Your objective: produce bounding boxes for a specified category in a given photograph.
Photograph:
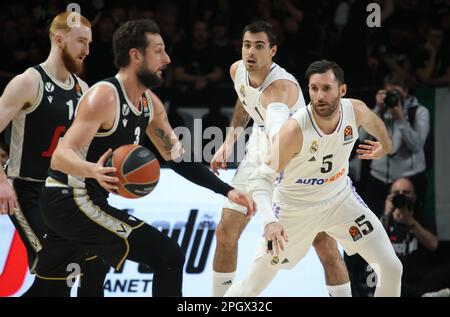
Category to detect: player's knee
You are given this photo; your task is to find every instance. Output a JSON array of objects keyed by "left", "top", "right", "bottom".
[
  {"left": 215, "top": 222, "right": 240, "bottom": 248},
  {"left": 319, "top": 253, "right": 345, "bottom": 270},
  {"left": 312, "top": 232, "right": 329, "bottom": 246},
  {"left": 314, "top": 241, "right": 342, "bottom": 268}
]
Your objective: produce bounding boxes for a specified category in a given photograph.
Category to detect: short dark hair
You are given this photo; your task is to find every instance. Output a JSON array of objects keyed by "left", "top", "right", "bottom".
[
  {"left": 305, "top": 60, "right": 345, "bottom": 85},
  {"left": 242, "top": 20, "right": 277, "bottom": 47},
  {"left": 384, "top": 74, "right": 407, "bottom": 89},
  {"left": 113, "top": 19, "right": 160, "bottom": 69}
]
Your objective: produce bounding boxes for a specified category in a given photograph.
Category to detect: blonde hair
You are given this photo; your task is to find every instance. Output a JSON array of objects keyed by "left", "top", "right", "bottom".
[{"left": 49, "top": 11, "right": 91, "bottom": 37}]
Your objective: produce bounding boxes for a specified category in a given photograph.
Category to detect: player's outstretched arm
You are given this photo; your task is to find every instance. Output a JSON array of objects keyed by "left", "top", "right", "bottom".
[
  {"left": 211, "top": 98, "right": 249, "bottom": 175},
  {"left": 146, "top": 90, "right": 256, "bottom": 217},
  {"left": 248, "top": 118, "right": 302, "bottom": 253},
  {"left": 211, "top": 61, "right": 250, "bottom": 175},
  {"left": 352, "top": 99, "right": 392, "bottom": 160}
]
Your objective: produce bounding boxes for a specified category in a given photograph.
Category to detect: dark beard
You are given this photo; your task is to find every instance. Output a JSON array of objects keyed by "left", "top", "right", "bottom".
[
  {"left": 136, "top": 67, "right": 163, "bottom": 89},
  {"left": 61, "top": 45, "right": 82, "bottom": 74},
  {"left": 313, "top": 100, "right": 340, "bottom": 118}
]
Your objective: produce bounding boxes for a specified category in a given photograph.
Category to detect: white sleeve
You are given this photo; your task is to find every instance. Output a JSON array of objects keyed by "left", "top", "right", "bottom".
[
  {"left": 265, "top": 102, "right": 290, "bottom": 139},
  {"left": 248, "top": 163, "right": 279, "bottom": 226}
]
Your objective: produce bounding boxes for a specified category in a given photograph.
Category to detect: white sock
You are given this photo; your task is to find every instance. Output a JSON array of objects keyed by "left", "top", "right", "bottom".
[
  {"left": 212, "top": 271, "right": 236, "bottom": 297},
  {"left": 327, "top": 282, "right": 352, "bottom": 297}
]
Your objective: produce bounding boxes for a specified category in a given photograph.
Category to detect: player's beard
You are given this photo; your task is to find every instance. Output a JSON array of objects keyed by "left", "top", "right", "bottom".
[
  {"left": 61, "top": 45, "right": 83, "bottom": 74},
  {"left": 137, "top": 63, "right": 164, "bottom": 89},
  {"left": 312, "top": 97, "right": 340, "bottom": 118}
]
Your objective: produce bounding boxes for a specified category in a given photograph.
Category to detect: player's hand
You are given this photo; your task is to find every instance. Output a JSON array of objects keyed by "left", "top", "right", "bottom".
[
  {"left": 0, "top": 177, "right": 19, "bottom": 215},
  {"left": 227, "top": 189, "right": 256, "bottom": 219},
  {"left": 210, "top": 145, "right": 228, "bottom": 175},
  {"left": 92, "top": 149, "right": 119, "bottom": 193},
  {"left": 264, "top": 222, "right": 288, "bottom": 256},
  {"left": 357, "top": 140, "right": 387, "bottom": 160}
]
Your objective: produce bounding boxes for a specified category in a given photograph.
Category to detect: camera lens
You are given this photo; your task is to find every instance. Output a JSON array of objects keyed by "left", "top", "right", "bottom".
[
  {"left": 385, "top": 90, "right": 400, "bottom": 108},
  {"left": 392, "top": 193, "right": 413, "bottom": 209}
]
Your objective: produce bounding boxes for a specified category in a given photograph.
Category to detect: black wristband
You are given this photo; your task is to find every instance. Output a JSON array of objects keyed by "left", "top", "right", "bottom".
[{"left": 167, "top": 160, "right": 234, "bottom": 197}]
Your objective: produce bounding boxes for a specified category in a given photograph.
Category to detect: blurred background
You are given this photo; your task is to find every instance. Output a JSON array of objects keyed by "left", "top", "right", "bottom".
[{"left": 0, "top": 0, "right": 449, "bottom": 297}]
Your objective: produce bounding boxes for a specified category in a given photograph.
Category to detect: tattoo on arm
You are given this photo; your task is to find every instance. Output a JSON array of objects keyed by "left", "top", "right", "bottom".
[
  {"left": 230, "top": 101, "right": 250, "bottom": 129},
  {"left": 154, "top": 129, "right": 174, "bottom": 153}
]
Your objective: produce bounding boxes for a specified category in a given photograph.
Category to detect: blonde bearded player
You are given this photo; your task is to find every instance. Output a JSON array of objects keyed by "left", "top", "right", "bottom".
[
  {"left": 225, "top": 60, "right": 403, "bottom": 297},
  {"left": 0, "top": 12, "right": 110, "bottom": 296},
  {"left": 211, "top": 21, "right": 352, "bottom": 297}
]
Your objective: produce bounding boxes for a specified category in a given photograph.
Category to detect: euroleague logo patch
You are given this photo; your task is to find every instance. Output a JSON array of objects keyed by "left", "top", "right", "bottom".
[
  {"left": 75, "top": 83, "right": 82, "bottom": 96},
  {"left": 344, "top": 126, "right": 353, "bottom": 142},
  {"left": 349, "top": 226, "right": 363, "bottom": 242},
  {"left": 142, "top": 96, "right": 148, "bottom": 107}
]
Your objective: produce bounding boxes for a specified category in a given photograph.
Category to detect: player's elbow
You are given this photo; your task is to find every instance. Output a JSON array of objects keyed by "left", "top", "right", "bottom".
[
  {"left": 50, "top": 146, "right": 66, "bottom": 172},
  {"left": 384, "top": 139, "right": 393, "bottom": 154}
]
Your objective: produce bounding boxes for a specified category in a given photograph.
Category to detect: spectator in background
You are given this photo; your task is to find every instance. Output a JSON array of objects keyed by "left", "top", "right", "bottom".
[
  {"left": 361, "top": 76, "right": 430, "bottom": 218},
  {"left": 85, "top": 14, "right": 117, "bottom": 84},
  {"left": 0, "top": 17, "right": 23, "bottom": 84},
  {"left": 212, "top": 21, "right": 237, "bottom": 74},
  {"left": 109, "top": 4, "right": 128, "bottom": 25},
  {"left": 413, "top": 26, "right": 450, "bottom": 87},
  {"left": 345, "top": 77, "right": 430, "bottom": 297},
  {"left": 211, "top": 21, "right": 239, "bottom": 107},
  {"left": 173, "top": 20, "right": 223, "bottom": 107},
  {"left": 380, "top": 178, "right": 450, "bottom": 297},
  {"left": 376, "top": 22, "right": 418, "bottom": 88}
]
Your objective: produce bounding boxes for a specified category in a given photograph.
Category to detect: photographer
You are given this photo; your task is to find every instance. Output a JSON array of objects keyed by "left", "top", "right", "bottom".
[
  {"left": 361, "top": 77, "right": 430, "bottom": 217},
  {"left": 381, "top": 178, "right": 445, "bottom": 296}
]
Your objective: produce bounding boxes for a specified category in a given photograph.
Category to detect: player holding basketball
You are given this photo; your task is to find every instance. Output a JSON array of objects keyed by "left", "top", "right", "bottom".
[
  {"left": 211, "top": 21, "right": 352, "bottom": 297},
  {"left": 224, "top": 60, "right": 402, "bottom": 297},
  {"left": 0, "top": 11, "right": 108, "bottom": 296},
  {"left": 24, "top": 19, "right": 255, "bottom": 297}
]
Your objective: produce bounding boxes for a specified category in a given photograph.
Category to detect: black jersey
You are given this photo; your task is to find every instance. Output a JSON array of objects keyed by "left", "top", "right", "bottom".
[
  {"left": 50, "top": 75, "right": 153, "bottom": 198},
  {"left": 7, "top": 65, "right": 83, "bottom": 181}
]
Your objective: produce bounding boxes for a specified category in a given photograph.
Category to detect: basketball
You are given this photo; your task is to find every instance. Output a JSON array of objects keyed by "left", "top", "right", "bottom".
[{"left": 106, "top": 144, "right": 160, "bottom": 199}]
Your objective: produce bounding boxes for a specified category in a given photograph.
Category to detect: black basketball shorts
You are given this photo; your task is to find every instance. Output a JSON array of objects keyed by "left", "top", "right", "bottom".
[
  {"left": 34, "top": 177, "right": 145, "bottom": 279},
  {"left": 9, "top": 179, "right": 45, "bottom": 273}
]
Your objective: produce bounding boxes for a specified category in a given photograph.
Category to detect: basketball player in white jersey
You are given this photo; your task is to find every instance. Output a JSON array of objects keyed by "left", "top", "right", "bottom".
[
  {"left": 211, "top": 21, "right": 352, "bottom": 297},
  {"left": 224, "top": 60, "right": 403, "bottom": 297}
]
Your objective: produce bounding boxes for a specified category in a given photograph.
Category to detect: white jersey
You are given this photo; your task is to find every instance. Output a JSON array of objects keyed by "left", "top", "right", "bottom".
[
  {"left": 233, "top": 61, "right": 305, "bottom": 125},
  {"left": 274, "top": 98, "right": 358, "bottom": 203}
]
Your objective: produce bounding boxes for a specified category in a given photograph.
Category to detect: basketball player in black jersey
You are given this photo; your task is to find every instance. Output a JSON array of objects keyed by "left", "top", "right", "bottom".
[
  {"left": 25, "top": 19, "right": 255, "bottom": 297},
  {"left": 0, "top": 12, "right": 108, "bottom": 296}
]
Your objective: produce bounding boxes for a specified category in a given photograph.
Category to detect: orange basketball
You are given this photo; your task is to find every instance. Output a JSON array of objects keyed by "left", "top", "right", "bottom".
[{"left": 106, "top": 144, "right": 160, "bottom": 199}]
